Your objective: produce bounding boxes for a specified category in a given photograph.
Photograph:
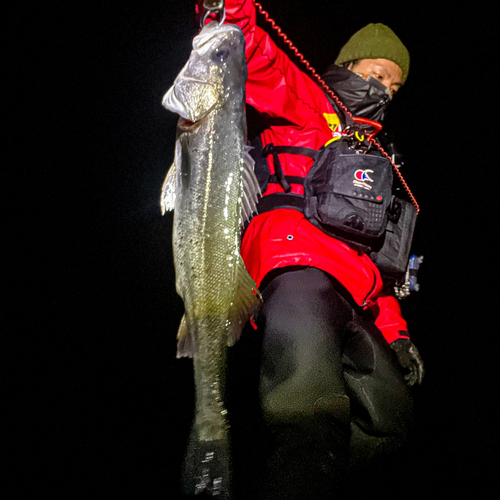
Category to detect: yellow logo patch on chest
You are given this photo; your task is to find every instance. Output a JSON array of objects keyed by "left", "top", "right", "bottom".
[
  {"left": 323, "top": 113, "right": 342, "bottom": 145},
  {"left": 323, "top": 113, "right": 340, "bottom": 134}
]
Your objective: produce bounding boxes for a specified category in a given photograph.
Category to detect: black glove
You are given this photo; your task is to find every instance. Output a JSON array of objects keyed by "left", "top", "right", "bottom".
[{"left": 390, "top": 338, "right": 425, "bottom": 386}]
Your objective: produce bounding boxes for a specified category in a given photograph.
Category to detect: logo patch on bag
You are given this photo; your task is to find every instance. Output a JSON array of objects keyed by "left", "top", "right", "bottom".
[{"left": 353, "top": 169, "right": 374, "bottom": 190}]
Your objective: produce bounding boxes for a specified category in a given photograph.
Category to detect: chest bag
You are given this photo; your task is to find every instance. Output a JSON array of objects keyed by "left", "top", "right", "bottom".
[{"left": 249, "top": 133, "right": 417, "bottom": 280}]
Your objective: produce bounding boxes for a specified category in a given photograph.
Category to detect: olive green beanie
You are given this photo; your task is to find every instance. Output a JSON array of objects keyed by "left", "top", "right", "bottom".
[{"left": 335, "top": 23, "right": 410, "bottom": 84}]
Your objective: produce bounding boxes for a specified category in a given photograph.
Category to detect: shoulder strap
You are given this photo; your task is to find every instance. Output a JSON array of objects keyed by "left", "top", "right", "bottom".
[{"left": 262, "top": 143, "right": 318, "bottom": 192}]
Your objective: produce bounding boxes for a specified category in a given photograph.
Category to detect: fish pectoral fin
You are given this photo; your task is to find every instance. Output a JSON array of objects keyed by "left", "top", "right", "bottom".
[
  {"left": 240, "top": 145, "right": 261, "bottom": 226},
  {"left": 226, "top": 259, "right": 262, "bottom": 346},
  {"left": 161, "top": 140, "right": 181, "bottom": 214},
  {"left": 176, "top": 314, "right": 196, "bottom": 358},
  {"left": 160, "top": 162, "right": 176, "bottom": 214}
]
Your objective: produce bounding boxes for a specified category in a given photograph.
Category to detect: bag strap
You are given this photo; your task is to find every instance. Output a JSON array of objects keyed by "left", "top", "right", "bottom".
[
  {"left": 268, "top": 174, "right": 304, "bottom": 185},
  {"left": 262, "top": 143, "right": 318, "bottom": 159},
  {"left": 262, "top": 143, "right": 317, "bottom": 192},
  {"left": 256, "top": 193, "right": 305, "bottom": 214}
]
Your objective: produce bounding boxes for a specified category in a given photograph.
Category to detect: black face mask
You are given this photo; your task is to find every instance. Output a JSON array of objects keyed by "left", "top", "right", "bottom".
[{"left": 322, "top": 64, "right": 391, "bottom": 123}]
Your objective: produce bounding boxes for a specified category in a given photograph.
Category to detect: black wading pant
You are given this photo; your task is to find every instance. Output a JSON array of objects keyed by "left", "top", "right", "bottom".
[{"left": 227, "top": 267, "right": 414, "bottom": 500}]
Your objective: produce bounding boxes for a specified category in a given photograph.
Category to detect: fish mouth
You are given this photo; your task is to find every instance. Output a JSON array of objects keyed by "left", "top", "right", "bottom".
[{"left": 163, "top": 76, "right": 220, "bottom": 122}]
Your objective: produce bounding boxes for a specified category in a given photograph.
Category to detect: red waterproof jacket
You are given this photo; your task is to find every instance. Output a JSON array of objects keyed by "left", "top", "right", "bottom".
[{"left": 201, "top": 0, "right": 409, "bottom": 343}]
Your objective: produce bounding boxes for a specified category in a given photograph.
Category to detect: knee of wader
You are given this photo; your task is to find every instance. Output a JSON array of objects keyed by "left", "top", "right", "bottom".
[{"left": 261, "top": 390, "right": 351, "bottom": 430}]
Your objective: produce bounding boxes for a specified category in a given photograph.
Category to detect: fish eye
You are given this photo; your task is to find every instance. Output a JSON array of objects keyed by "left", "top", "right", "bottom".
[{"left": 212, "top": 48, "right": 230, "bottom": 63}]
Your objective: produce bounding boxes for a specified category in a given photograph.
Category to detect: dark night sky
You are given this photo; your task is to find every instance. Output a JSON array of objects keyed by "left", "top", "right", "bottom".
[{"left": 7, "top": 1, "right": 497, "bottom": 498}]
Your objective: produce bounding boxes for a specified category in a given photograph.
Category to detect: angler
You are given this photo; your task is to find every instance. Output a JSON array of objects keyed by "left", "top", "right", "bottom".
[{"left": 173, "top": 1, "right": 426, "bottom": 498}]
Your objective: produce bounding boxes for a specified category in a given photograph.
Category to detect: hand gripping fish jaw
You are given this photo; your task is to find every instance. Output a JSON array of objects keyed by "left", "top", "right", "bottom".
[{"left": 201, "top": 0, "right": 226, "bottom": 27}]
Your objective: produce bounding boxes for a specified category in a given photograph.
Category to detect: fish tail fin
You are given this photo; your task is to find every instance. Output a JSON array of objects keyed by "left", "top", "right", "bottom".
[
  {"left": 226, "top": 259, "right": 262, "bottom": 346},
  {"left": 176, "top": 314, "right": 197, "bottom": 358},
  {"left": 240, "top": 145, "right": 261, "bottom": 226},
  {"left": 181, "top": 426, "right": 232, "bottom": 498}
]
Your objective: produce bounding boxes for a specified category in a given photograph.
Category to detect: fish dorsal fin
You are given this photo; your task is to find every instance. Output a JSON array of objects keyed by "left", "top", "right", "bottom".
[
  {"left": 161, "top": 139, "right": 181, "bottom": 214},
  {"left": 240, "top": 145, "right": 261, "bottom": 226},
  {"left": 225, "top": 257, "right": 262, "bottom": 347}
]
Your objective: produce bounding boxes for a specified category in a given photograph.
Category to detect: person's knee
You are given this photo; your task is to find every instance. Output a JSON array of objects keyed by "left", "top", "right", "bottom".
[{"left": 260, "top": 378, "right": 351, "bottom": 428}]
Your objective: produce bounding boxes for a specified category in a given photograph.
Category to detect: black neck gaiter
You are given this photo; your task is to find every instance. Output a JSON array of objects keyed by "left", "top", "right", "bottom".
[{"left": 322, "top": 64, "right": 391, "bottom": 123}]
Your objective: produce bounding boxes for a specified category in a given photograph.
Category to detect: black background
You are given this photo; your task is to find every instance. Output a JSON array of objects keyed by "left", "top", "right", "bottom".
[{"left": 7, "top": 1, "right": 497, "bottom": 498}]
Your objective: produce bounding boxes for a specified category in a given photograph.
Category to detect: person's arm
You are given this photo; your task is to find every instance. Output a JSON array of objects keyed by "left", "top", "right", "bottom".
[
  {"left": 370, "top": 293, "right": 425, "bottom": 386},
  {"left": 370, "top": 293, "right": 409, "bottom": 343},
  {"left": 197, "top": 0, "right": 333, "bottom": 125}
]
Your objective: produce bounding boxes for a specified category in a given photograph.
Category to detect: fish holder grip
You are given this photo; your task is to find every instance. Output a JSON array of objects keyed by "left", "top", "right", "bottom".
[{"left": 201, "top": 0, "right": 226, "bottom": 26}]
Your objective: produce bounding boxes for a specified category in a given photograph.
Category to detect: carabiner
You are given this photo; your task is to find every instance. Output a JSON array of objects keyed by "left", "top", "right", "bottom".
[{"left": 201, "top": 0, "right": 226, "bottom": 27}]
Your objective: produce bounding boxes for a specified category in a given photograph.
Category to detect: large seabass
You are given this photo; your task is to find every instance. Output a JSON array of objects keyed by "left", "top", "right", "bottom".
[{"left": 161, "top": 21, "right": 261, "bottom": 497}]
